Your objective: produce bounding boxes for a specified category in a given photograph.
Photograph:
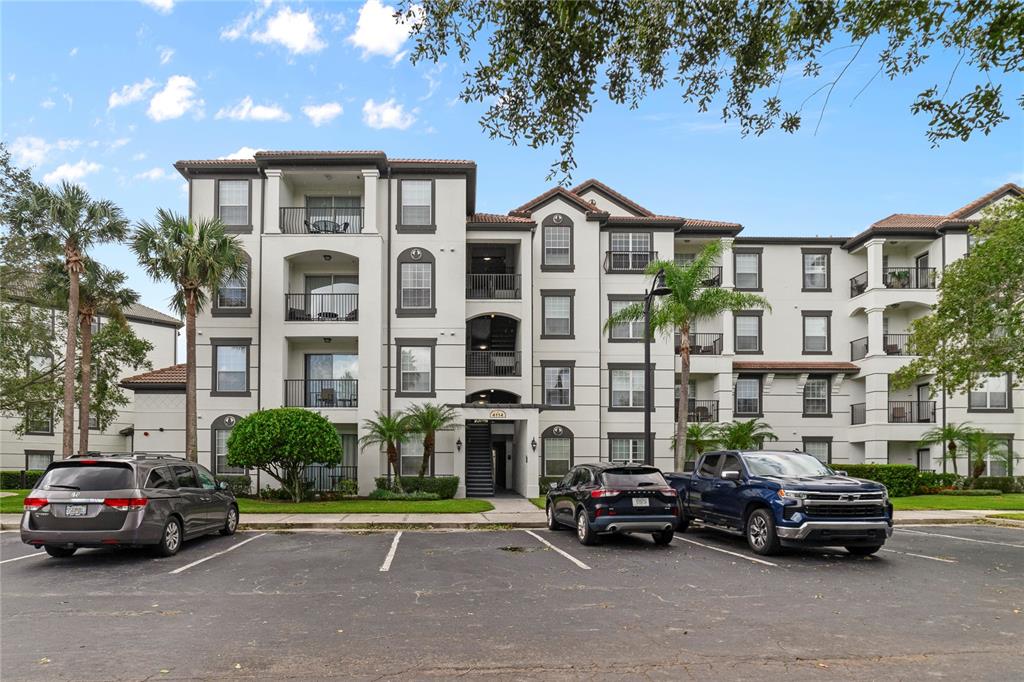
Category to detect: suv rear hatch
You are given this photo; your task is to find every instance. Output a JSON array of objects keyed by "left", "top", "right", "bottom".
[
  {"left": 596, "top": 468, "right": 678, "bottom": 516},
  {"left": 25, "top": 461, "right": 142, "bottom": 531}
]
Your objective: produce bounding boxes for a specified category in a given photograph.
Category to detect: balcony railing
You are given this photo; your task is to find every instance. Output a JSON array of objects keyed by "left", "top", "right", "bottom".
[
  {"left": 465, "top": 273, "right": 521, "bottom": 300},
  {"left": 851, "top": 403, "right": 866, "bottom": 425},
  {"left": 882, "top": 333, "right": 912, "bottom": 355},
  {"left": 604, "top": 250, "right": 655, "bottom": 273},
  {"left": 284, "top": 379, "right": 358, "bottom": 408},
  {"left": 700, "top": 266, "right": 723, "bottom": 287},
  {"left": 883, "top": 267, "right": 936, "bottom": 290},
  {"left": 280, "top": 207, "right": 364, "bottom": 235},
  {"left": 302, "top": 464, "right": 358, "bottom": 493},
  {"left": 687, "top": 399, "right": 719, "bottom": 422},
  {"left": 689, "top": 333, "right": 724, "bottom": 355},
  {"left": 285, "top": 293, "right": 358, "bottom": 321},
  {"left": 851, "top": 336, "right": 869, "bottom": 361},
  {"left": 850, "top": 271, "right": 868, "bottom": 298},
  {"left": 889, "top": 400, "right": 936, "bottom": 423},
  {"left": 466, "top": 350, "right": 521, "bottom": 377}
]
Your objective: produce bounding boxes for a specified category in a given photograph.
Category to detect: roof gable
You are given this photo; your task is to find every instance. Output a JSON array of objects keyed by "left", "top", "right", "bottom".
[
  {"left": 948, "top": 182, "right": 1023, "bottom": 219},
  {"left": 570, "top": 179, "right": 653, "bottom": 217}
]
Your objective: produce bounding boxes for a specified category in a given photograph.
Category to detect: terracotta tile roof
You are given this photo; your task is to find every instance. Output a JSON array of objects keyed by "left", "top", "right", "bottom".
[
  {"left": 869, "top": 213, "right": 947, "bottom": 229},
  {"left": 680, "top": 217, "right": 744, "bottom": 230},
  {"left": 174, "top": 158, "right": 257, "bottom": 167},
  {"left": 570, "top": 178, "right": 654, "bottom": 216},
  {"left": 467, "top": 213, "right": 535, "bottom": 224},
  {"left": 732, "top": 360, "right": 860, "bottom": 372},
  {"left": 509, "top": 186, "right": 601, "bottom": 217},
  {"left": 254, "top": 150, "right": 385, "bottom": 158},
  {"left": 121, "top": 364, "right": 186, "bottom": 387},
  {"left": 390, "top": 158, "right": 476, "bottom": 166},
  {"left": 947, "top": 182, "right": 1023, "bottom": 218}
]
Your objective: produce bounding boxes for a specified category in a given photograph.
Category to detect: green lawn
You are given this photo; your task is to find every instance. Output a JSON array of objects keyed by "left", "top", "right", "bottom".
[
  {"left": 892, "top": 494, "right": 1024, "bottom": 511},
  {"left": 988, "top": 513, "right": 1024, "bottom": 521},
  {"left": 0, "top": 490, "right": 29, "bottom": 514},
  {"left": 530, "top": 497, "right": 545, "bottom": 510}
]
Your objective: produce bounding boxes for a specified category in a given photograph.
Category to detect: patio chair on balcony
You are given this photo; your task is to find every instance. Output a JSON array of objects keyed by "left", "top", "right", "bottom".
[
  {"left": 690, "top": 405, "right": 710, "bottom": 422},
  {"left": 307, "top": 219, "right": 342, "bottom": 234},
  {"left": 343, "top": 308, "right": 358, "bottom": 321},
  {"left": 288, "top": 307, "right": 311, "bottom": 321},
  {"left": 890, "top": 406, "right": 907, "bottom": 422},
  {"left": 885, "top": 342, "right": 901, "bottom": 355},
  {"left": 317, "top": 387, "right": 336, "bottom": 407}
]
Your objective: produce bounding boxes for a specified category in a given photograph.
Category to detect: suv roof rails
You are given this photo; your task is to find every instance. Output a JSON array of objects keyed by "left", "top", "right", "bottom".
[{"left": 65, "top": 452, "right": 185, "bottom": 461}]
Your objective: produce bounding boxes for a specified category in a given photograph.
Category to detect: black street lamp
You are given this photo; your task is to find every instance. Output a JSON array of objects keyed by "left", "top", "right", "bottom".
[{"left": 643, "top": 268, "right": 671, "bottom": 464}]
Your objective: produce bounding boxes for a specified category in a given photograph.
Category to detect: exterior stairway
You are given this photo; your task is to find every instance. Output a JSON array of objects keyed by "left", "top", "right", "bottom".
[{"left": 464, "top": 422, "right": 494, "bottom": 497}]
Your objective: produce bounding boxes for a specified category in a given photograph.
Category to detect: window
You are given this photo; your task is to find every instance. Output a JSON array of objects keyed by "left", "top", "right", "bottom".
[
  {"left": 698, "top": 453, "right": 721, "bottom": 476},
  {"left": 803, "top": 376, "right": 831, "bottom": 416},
  {"left": 90, "top": 316, "right": 101, "bottom": 334},
  {"left": 735, "top": 250, "right": 761, "bottom": 290},
  {"left": 802, "top": 438, "right": 832, "bottom": 464},
  {"left": 542, "top": 425, "right": 573, "bottom": 477},
  {"left": 172, "top": 464, "right": 199, "bottom": 489},
  {"left": 88, "top": 413, "right": 99, "bottom": 430},
  {"left": 721, "top": 454, "right": 742, "bottom": 475},
  {"left": 541, "top": 291, "right": 573, "bottom": 338},
  {"left": 399, "top": 179, "right": 433, "bottom": 228},
  {"left": 396, "top": 248, "right": 435, "bottom": 316},
  {"left": 217, "top": 180, "right": 249, "bottom": 227},
  {"left": 735, "top": 313, "right": 762, "bottom": 353},
  {"left": 610, "top": 366, "right": 645, "bottom": 409},
  {"left": 307, "top": 195, "right": 362, "bottom": 232},
  {"left": 609, "top": 298, "right": 643, "bottom": 340},
  {"left": 802, "top": 312, "right": 830, "bottom": 353},
  {"left": 735, "top": 375, "right": 761, "bottom": 416},
  {"left": 542, "top": 362, "right": 574, "bottom": 408},
  {"left": 216, "top": 272, "right": 248, "bottom": 310},
  {"left": 28, "top": 355, "right": 50, "bottom": 376},
  {"left": 211, "top": 340, "right": 249, "bottom": 395},
  {"left": 212, "top": 414, "right": 245, "bottom": 475},
  {"left": 145, "top": 467, "right": 176, "bottom": 490},
  {"left": 196, "top": 465, "right": 217, "bottom": 490},
  {"left": 542, "top": 214, "right": 573, "bottom": 270},
  {"left": 609, "top": 435, "right": 645, "bottom": 462},
  {"left": 969, "top": 374, "right": 1010, "bottom": 411},
  {"left": 25, "top": 404, "right": 52, "bottom": 434},
  {"left": 400, "top": 440, "right": 425, "bottom": 476},
  {"left": 25, "top": 450, "right": 53, "bottom": 470},
  {"left": 608, "top": 232, "right": 652, "bottom": 271},
  {"left": 675, "top": 253, "right": 695, "bottom": 267},
  {"left": 397, "top": 341, "right": 435, "bottom": 396},
  {"left": 802, "top": 250, "right": 830, "bottom": 290}
]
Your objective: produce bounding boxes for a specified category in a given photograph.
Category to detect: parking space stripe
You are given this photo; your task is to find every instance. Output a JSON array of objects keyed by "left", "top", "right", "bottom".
[
  {"left": 0, "top": 551, "right": 44, "bottom": 565},
  {"left": 674, "top": 535, "right": 778, "bottom": 567},
  {"left": 379, "top": 531, "right": 402, "bottom": 572},
  {"left": 899, "top": 528, "right": 1024, "bottom": 549},
  {"left": 523, "top": 530, "right": 591, "bottom": 570},
  {"left": 168, "top": 533, "right": 266, "bottom": 575},
  {"left": 880, "top": 548, "right": 957, "bottom": 563}
]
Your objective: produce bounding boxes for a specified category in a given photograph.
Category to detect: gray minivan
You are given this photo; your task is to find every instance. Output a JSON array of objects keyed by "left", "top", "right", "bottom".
[{"left": 21, "top": 454, "right": 239, "bottom": 557}]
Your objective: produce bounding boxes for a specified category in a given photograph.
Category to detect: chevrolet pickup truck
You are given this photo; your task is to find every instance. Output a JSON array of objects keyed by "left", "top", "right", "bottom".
[{"left": 665, "top": 450, "right": 894, "bottom": 556}]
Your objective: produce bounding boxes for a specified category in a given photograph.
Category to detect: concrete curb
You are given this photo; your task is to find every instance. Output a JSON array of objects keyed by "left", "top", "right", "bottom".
[{"left": 238, "top": 520, "right": 546, "bottom": 531}]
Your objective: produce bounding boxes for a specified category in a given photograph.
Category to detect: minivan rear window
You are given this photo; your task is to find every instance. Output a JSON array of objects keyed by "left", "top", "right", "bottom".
[
  {"left": 37, "top": 464, "right": 136, "bottom": 491},
  {"left": 600, "top": 469, "right": 667, "bottom": 488}
]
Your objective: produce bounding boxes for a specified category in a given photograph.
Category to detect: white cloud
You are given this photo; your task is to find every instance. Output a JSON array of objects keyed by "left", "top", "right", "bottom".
[
  {"left": 62, "top": 93, "right": 74, "bottom": 111},
  {"left": 10, "top": 136, "right": 81, "bottom": 166},
  {"left": 147, "top": 75, "right": 203, "bottom": 121},
  {"left": 43, "top": 160, "right": 102, "bottom": 185},
  {"left": 140, "top": 0, "right": 174, "bottom": 14},
  {"left": 110, "top": 137, "right": 131, "bottom": 149},
  {"left": 348, "top": 0, "right": 413, "bottom": 59},
  {"left": 108, "top": 78, "right": 157, "bottom": 109},
  {"left": 40, "top": 98, "right": 56, "bottom": 109},
  {"left": 135, "top": 167, "right": 173, "bottom": 181},
  {"left": 220, "top": 0, "right": 270, "bottom": 41},
  {"left": 132, "top": 152, "right": 147, "bottom": 161},
  {"left": 158, "top": 46, "right": 175, "bottom": 65},
  {"left": 302, "top": 102, "right": 343, "bottom": 127},
  {"left": 218, "top": 146, "right": 264, "bottom": 160},
  {"left": 362, "top": 98, "right": 415, "bottom": 130},
  {"left": 69, "top": 47, "right": 78, "bottom": 57},
  {"left": 7, "top": 73, "right": 14, "bottom": 82},
  {"left": 215, "top": 96, "right": 291, "bottom": 122},
  {"left": 252, "top": 6, "right": 326, "bottom": 55},
  {"left": 420, "top": 63, "right": 446, "bottom": 100}
]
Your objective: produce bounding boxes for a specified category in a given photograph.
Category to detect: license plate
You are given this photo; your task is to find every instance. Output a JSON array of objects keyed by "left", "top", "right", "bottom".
[
  {"left": 65, "top": 504, "right": 88, "bottom": 517},
  {"left": 632, "top": 497, "right": 650, "bottom": 508}
]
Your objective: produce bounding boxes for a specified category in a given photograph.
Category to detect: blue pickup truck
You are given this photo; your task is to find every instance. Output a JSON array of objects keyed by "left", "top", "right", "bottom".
[{"left": 665, "top": 450, "right": 894, "bottom": 556}]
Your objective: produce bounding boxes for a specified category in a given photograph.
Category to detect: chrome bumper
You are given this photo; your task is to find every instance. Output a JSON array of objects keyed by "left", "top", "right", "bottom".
[
  {"left": 776, "top": 520, "right": 893, "bottom": 541},
  {"left": 599, "top": 520, "right": 676, "bottom": 534}
]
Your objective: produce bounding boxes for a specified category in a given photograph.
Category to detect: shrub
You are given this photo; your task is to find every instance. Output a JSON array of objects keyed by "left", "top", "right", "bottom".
[
  {"left": 839, "top": 464, "right": 919, "bottom": 497},
  {"left": 967, "top": 476, "right": 1023, "bottom": 493},
  {"left": 915, "top": 472, "right": 962, "bottom": 495},
  {"left": 539, "top": 476, "right": 562, "bottom": 493},
  {"left": 259, "top": 485, "right": 295, "bottom": 501},
  {"left": 374, "top": 476, "right": 459, "bottom": 499},
  {"left": 367, "top": 488, "right": 440, "bottom": 501},
  {"left": 1, "top": 469, "right": 44, "bottom": 489},
  {"left": 216, "top": 474, "right": 253, "bottom": 497},
  {"left": 335, "top": 479, "right": 359, "bottom": 496},
  {"left": 938, "top": 488, "right": 1004, "bottom": 496}
]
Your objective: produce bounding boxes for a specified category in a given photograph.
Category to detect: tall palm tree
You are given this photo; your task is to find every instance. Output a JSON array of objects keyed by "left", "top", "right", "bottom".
[
  {"left": 405, "top": 403, "right": 459, "bottom": 477},
  {"left": 132, "top": 210, "right": 246, "bottom": 462},
  {"left": 359, "top": 411, "right": 413, "bottom": 492},
  {"left": 10, "top": 181, "right": 129, "bottom": 456},
  {"left": 604, "top": 241, "right": 770, "bottom": 471},
  {"left": 719, "top": 419, "right": 778, "bottom": 450},
  {"left": 918, "top": 422, "right": 979, "bottom": 476}
]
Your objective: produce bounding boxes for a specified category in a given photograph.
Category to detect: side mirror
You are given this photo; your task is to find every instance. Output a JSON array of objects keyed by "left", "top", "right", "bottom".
[
  {"left": 218, "top": 480, "right": 230, "bottom": 491},
  {"left": 721, "top": 470, "right": 741, "bottom": 481},
  {"left": 548, "top": 481, "right": 559, "bottom": 491},
  {"left": 835, "top": 470, "right": 848, "bottom": 477}
]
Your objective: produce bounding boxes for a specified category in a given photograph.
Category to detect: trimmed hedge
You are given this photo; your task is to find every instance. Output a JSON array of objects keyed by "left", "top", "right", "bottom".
[
  {"left": 216, "top": 474, "right": 253, "bottom": 497},
  {"left": 538, "top": 476, "right": 562, "bottom": 493},
  {"left": 335, "top": 479, "right": 358, "bottom": 496},
  {"left": 838, "top": 464, "right": 919, "bottom": 497},
  {"left": 368, "top": 489, "right": 440, "bottom": 501},
  {"left": 915, "top": 472, "right": 962, "bottom": 495},
  {"left": 374, "top": 475, "right": 459, "bottom": 499},
  {"left": 1, "top": 470, "right": 45, "bottom": 490},
  {"left": 967, "top": 476, "right": 1023, "bottom": 493},
  {"left": 938, "top": 489, "right": 1004, "bottom": 496}
]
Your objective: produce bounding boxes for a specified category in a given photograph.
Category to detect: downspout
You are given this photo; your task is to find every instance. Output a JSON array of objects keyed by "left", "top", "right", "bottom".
[
  {"left": 940, "top": 233, "right": 947, "bottom": 474},
  {"left": 386, "top": 166, "right": 393, "bottom": 484}
]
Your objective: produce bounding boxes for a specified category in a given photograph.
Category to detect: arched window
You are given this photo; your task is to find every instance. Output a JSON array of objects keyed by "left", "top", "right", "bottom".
[
  {"left": 541, "top": 425, "right": 574, "bottom": 477},
  {"left": 541, "top": 213, "right": 573, "bottom": 272},
  {"left": 213, "top": 251, "right": 252, "bottom": 317},
  {"left": 396, "top": 247, "right": 436, "bottom": 317},
  {"left": 211, "top": 414, "right": 245, "bottom": 474}
]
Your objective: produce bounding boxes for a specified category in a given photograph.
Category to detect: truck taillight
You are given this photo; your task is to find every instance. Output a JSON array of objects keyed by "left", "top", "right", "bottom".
[
  {"left": 103, "top": 498, "right": 148, "bottom": 511},
  {"left": 23, "top": 497, "right": 48, "bottom": 511},
  {"left": 591, "top": 489, "right": 622, "bottom": 498}
]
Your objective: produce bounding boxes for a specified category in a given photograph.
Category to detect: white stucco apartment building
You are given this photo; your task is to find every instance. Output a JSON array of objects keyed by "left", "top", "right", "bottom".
[{"left": 117, "top": 151, "right": 1021, "bottom": 498}]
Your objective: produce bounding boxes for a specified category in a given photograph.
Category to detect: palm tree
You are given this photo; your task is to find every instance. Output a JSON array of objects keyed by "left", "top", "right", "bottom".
[
  {"left": 963, "top": 430, "right": 1006, "bottom": 480},
  {"left": 687, "top": 422, "right": 722, "bottom": 460},
  {"left": 719, "top": 419, "right": 778, "bottom": 450},
  {"left": 10, "top": 182, "right": 128, "bottom": 456},
  {"left": 603, "top": 241, "right": 770, "bottom": 471},
  {"left": 405, "top": 403, "right": 459, "bottom": 478},
  {"left": 132, "top": 210, "right": 246, "bottom": 462},
  {"left": 359, "top": 411, "right": 413, "bottom": 492},
  {"left": 918, "top": 422, "right": 979, "bottom": 476}
]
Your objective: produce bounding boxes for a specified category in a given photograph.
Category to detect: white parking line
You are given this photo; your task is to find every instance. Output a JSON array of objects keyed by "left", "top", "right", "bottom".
[
  {"left": 524, "top": 530, "right": 592, "bottom": 570},
  {"left": 0, "top": 551, "right": 44, "bottom": 565},
  {"left": 168, "top": 533, "right": 266, "bottom": 575},
  {"left": 379, "top": 531, "right": 402, "bottom": 572},
  {"left": 880, "top": 548, "right": 957, "bottom": 563},
  {"left": 674, "top": 535, "right": 778, "bottom": 567},
  {"left": 899, "top": 528, "right": 1024, "bottom": 549}
]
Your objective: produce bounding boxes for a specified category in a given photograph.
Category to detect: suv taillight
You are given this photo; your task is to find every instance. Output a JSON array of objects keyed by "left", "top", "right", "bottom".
[
  {"left": 591, "top": 489, "right": 622, "bottom": 498},
  {"left": 658, "top": 487, "right": 678, "bottom": 497},
  {"left": 23, "top": 497, "right": 48, "bottom": 511},
  {"left": 103, "top": 498, "right": 148, "bottom": 511}
]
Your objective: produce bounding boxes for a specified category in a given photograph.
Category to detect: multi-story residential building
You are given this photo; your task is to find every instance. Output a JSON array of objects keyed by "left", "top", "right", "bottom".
[
  {"left": 0, "top": 303, "right": 181, "bottom": 470},
  {"left": 127, "top": 151, "right": 1021, "bottom": 497}
]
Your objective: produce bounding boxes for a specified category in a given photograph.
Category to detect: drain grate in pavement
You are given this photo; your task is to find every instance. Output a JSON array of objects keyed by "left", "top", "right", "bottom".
[{"left": 499, "top": 546, "right": 538, "bottom": 553}]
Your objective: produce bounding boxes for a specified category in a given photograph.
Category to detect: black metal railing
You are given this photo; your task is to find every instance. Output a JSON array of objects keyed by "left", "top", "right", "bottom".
[
  {"left": 686, "top": 399, "right": 719, "bottom": 422},
  {"left": 284, "top": 379, "right": 358, "bottom": 408},
  {"left": 850, "top": 271, "right": 868, "bottom": 297},
  {"left": 889, "top": 400, "right": 936, "bottom": 423},
  {"left": 882, "top": 333, "right": 912, "bottom": 355},
  {"left": 851, "top": 336, "right": 869, "bottom": 361},
  {"left": 689, "top": 333, "right": 724, "bottom": 355},
  {"left": 285, "top": 293, "right": 358, "bottom": 321},
  {"left": 302, "top": 464, "right": 358, "bottom": 493},
  {"left": 465, "top": 350, "right": 521, "bottom": 377},
  {"left": 465, "top": 273, "right": 521, "bottom": 299},
  {"left": 883, "top": 267, "right": 936, "bottom": 289},
  {"left": 280, "top": 207, "right": 364, "bottom": 235},
  {"left": 851, "top": 403, "right": 866, "bottom": 425},
  {"left": 604, "top": 250, "right": 656, "bottom": 273},
  {"left": 700, "top": 266, "right": 723, "bottom": 287}
]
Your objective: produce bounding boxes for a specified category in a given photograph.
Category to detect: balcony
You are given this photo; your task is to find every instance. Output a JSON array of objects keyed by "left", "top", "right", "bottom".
[
  {"left": 851, "top": 336, "right": 868, "bottom": 361},
  {"left": 285, "top": 293, "right": 358, "bottom": 322},
  {"left": 674, "top": 332, "right": 724, "bottom": 354},
  {"left": 850, "top": 403, "right": 866, "bottom": 425},
  {"left": 280, "top": 207, "right": 364, "bottom": 235},
  {"left": 466, "top": 350, "right": 521, "bottom": 377},
  {"left": 882, "top": 333, "right": 912, "bottom": 356},
  {"left": 604, "top": 250, "right": 655, "bottom": 273},
  {"left": 687, "top": 399, "right": 719, "bottom": 422},
  {"left": 850, "top": 271, "right": 868, "bottom": 298},
  {"left": 466, "top": 274, "right": 521, "bottom": 300},
  {"left": 883, "top": 267, "right": 936, "bottom": 290},
  {"left": 284, "top": 379, "right": 358, "bottom": 408},
  {"left": 889, "top": 400, "right": 935, "bottom": 423}
]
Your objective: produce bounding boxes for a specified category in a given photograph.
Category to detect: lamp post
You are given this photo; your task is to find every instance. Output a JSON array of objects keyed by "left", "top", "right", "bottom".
[{"left": 643, "top": 268, "right": 671, "bottom": 465}]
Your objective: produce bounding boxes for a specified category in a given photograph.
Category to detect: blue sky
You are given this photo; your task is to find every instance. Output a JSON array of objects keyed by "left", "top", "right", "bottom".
[{"left": 3, "top": 0, "right": 1022, "bottom": 325}]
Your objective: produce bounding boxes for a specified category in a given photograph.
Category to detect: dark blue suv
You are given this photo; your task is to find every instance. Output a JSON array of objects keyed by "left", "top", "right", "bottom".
[{"left": 545, "top": 463, "right": 680, "bottom": 545}]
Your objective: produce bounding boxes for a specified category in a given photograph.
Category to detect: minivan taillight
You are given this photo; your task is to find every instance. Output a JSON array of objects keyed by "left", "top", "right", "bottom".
[
  {"left": 103, "top": 498, "right": 148, "bottom": 511},
  {"left": 23, "top": 497, "right": 48, "bottom": 511},
  {"left": 591, "top": 489, "right": 622, "bottom": 498}
]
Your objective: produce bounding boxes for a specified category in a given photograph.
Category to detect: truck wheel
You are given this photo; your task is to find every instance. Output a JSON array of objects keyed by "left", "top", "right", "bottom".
[
  {"left": 546, "top": 503, "right": 561, "bottom": 530},
  {"left": 44, "top": 545, "right": 76, "bottom": 558},
  {"left": 746, "top": 508, "right": 781, "bottom": 556},
  {"left": 652, "top": 529, "right": 674, "bottom": 546},
  {"left": 676, "top": 514, "right": 690, "bottom": 533},
  {"left": 575, "top": 509, "right": 599, "bottom": 546},
  {"left": 846, "top": 545, "right": 882, "bottom": 556}
]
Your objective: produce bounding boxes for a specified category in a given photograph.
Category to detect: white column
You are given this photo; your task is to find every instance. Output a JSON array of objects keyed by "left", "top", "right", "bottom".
[
  {"left": 715, "top": 372, "right": 735, "bottom": 422},
  {"left": 720, "top": 237, "right": 735, "bottom": 288},
  {"left": 866, "top": 238, "right": 885, "bottom": 290},
  {"left": 864, "top": 370, "right": 889, "bottom": 426},
  {"left": 362, "top": 169, "right": 380, "bottom": 234},
  {"left": 264, "top": 169, "right": 282, "bottom": 233},
  {"left": 865, "top": 306, "right": 885, "bottom": 357},
  {"left": 864, "top": 440, "right": 888, "bottom": 465},
  {"left": 721, "top": 309, "right": 735, "bottom": 355}
]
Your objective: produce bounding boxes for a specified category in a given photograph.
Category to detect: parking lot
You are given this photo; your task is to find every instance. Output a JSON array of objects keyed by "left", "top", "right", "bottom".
[{"left": 2, "top": 523, "right": 1022, "bottom": 680}]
